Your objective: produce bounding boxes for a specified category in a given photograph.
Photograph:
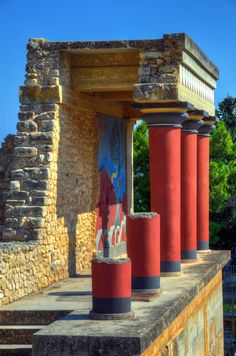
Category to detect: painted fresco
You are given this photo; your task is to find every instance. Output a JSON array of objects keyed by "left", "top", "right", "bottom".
[{"left": 96, "top": 115, "right": 127, "bottom": 255}]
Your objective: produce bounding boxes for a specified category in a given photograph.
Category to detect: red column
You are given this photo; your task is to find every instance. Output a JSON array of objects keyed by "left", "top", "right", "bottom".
[
  {"left": 144, "top": 109, "right": 190, "bottom": 274},
  {"left": 181, "top": 117, "right": 203, "bottom": 261},
  {"left": 197, "top": 118, "right": 216, "bottom": 251},
  {"left": 127, "top": 212, "right": 160, "bottom": 291},
  {"left": 90, "top": 257, "right": 132, "bottom": 319}
]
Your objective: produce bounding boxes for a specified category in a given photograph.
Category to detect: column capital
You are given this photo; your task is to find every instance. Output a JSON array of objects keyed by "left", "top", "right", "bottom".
[
  {"left": 135, "top": 102, "right": 194, "bottom": 128},
  {"left": 198, "top": 116, "right": 218, "bottom": 137},
  {"left": 182, "top": 110, "right": 208, "bottom": 133}
]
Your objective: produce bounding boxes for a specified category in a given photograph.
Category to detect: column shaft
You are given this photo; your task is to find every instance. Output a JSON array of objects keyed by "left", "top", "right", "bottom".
[
  {"left": 181, "top": 131, "right": 198, "bottom": 259},
  {"left": 149, "top": 126, "right": 181, "bottom": 272},
  {"left": 197, "top": 135, "right": 210, "bottom": 250}
]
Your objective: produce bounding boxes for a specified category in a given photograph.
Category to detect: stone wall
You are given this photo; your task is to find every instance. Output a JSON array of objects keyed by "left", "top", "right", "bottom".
[
  {"left": 142, "top": 271, "right": 224, "bottom": 356},
  {"left": 0, "top": 135, "right": 15, "bottom": 236},
  {"left": 0, "top": 102, "right": 99, "bottom": 306}
]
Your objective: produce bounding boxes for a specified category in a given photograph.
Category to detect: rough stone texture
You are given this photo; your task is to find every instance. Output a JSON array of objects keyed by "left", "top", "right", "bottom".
[
  {"left": 0, "top": 103, "right": 99, "bottom": 306},
  {"left": 0, "top": 135, "right": 15, "bottom": 234}
]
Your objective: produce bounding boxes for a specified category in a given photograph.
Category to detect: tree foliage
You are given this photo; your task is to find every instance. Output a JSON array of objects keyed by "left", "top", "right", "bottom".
[
  {"left": 133, "top": 121, "right": 150, "bottom": 212},
  {"left": 210, "top": 120, "right": 236, "bottom": 214},
  {"left": 217, "top": 96, "right": 236, "bottom": 141}
]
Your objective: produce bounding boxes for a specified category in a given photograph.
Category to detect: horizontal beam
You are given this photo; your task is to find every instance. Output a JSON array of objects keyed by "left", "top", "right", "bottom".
[
  {"left": 101, "top": 91, "right": 134, "bottom": 101},
  {"left": 71, "top": 66, "right": 139, "bottom": 92},
  {"left": 62, "top": 87, "right": 125, "bottom": 118},
  {"left": 70, "top": 51, "right": 140, "bottom": 67}
]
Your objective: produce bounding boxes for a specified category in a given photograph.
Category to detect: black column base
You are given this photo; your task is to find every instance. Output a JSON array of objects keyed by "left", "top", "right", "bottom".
[
  {"left": 181, "top": 249, "right": 197, "bottom": 260},
  {"left": 92, "top": 297, "right": 131, "bottom": 314},
  {"left": 160, "top": 261, "right": 181, "bottom": 273},
  {"left": 132, "top": 276, "right": 160, "bottom": 290},
  {"left": 197, "top": 241, "right": 209, "bottom": 250}
]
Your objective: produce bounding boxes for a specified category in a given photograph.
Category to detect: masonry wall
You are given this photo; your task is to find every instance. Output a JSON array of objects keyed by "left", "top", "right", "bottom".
[
  {"left": 141, "top": 271, "right": 224, "bottom": 356},
  {"left": 0, "top": 103, "right": 100, "bottom": 306},
  {"left": 0, "top": 135, "right": 15, "bottom": 234}
]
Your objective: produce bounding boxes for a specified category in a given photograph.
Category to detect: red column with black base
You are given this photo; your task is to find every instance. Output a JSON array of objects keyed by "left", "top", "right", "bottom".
[
  {"left": 197, "top": 118, "right": 216, "bottom": 251},
  {"left": 143, "top": 109, "right": 190, "bottom": 274},
  {"left": 127, "top": 212, "right": 160, "bottom": 291},
  {"left": 90, "top": 257, "right": 132, "bottom": 319},
  {"left": 181, "top": 117, "right": 203, "bottom": 261}
]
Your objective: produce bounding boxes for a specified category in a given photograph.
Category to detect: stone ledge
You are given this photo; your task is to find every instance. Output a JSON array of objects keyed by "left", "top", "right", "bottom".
[{"left": 32, "top": 250, "right": 230, "bottom": 356}]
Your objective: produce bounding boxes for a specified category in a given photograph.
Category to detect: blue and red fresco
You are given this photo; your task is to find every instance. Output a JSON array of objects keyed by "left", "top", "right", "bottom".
[{"left": 96, "top": 115, "right": 127, "bottom": 255}]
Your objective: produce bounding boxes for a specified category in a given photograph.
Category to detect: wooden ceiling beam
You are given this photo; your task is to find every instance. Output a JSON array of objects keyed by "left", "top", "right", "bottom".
[
  {"left": 71, "top": 66, "right": 139, "bottom": 92},
  {"left": 62, "top": 87, "right": 124, "bottom": 118}
]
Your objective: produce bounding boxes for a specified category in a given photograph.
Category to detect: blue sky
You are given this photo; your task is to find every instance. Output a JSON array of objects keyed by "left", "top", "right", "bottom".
[{"left": 0, "top": 0, "right": 235, "bottom": 143}]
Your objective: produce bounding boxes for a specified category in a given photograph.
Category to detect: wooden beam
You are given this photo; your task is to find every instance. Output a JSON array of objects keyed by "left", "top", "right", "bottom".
[
  {"left": 124, "top": 106, "right": 142, "bottom": 119},
  {"left": 70, "top": 51, "right": 140, "bottom": 67},
  {"left": 71, "top": 66, "right": 139, "bottom": 92},
  {"left": 101, "top": 91, "right": 134, "bottom": 102},
  {"left": 62, "top": 87, "right": 124, "bottom": 118}
]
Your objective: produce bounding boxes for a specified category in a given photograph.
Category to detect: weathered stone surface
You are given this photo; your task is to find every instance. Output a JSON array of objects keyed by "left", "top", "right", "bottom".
[
  {"left": 11, "top": 169, "right": 28, "bottom": 180},
  {"left": 14, "top": 147, "right": 37, "bottom": 158},
  {"left": 30, "top": 132, "right": 53, "bottom": 144},
  {"left": 17, "top": 120, "right": 38, "bottom": 132},
  {"left": 24, "top": 167, "right": 49, "bottom": 180},
  {"left": 5, "top": 206, "right": 46, "bottom": 217},
  {"left": 23, "top": 179, "right": 48, "bottom": 191},
  {"left": 18, "top": 112, "right": 35, "bottom": 121},
  {"left": 41, "top": 120, "right": 55, "bottom": 132},
  {"left": 9, "top": 180, "right": 20, "bottom": 191}
]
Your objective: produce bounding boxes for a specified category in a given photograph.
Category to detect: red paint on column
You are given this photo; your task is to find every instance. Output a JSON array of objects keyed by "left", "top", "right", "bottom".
[
  {"left": 127, "top": 214, "right": 160, "bottom": 277},
  {"left": 149, "top": 127, "right": 181, "bottom": 264},
  {"left": 181, "top": 132, "right": 197, "bottom": 256},
  {"left": 197, "top": 136, "right": 210, "bottom": 249},
  {"left": 92, "top": 258, "right": 131, "bottom": 298}
]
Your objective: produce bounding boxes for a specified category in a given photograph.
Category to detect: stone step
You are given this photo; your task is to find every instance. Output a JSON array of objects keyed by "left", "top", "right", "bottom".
[
  {"left": 0, "top": 344, "right": 32, "bottom": 355},
  {"left": 0, "top": 325, "right": 43, "bottom": 344},
  {"left": 0, "top": 310, "right": 70, "bottom": 325}
]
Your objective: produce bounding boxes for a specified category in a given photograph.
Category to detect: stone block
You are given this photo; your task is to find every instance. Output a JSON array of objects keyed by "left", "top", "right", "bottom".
[
  {"left": 23, "top": 179, "right": 48, "bottom": 191},
  {"left": 41, "top": 120, "right": 55, "bottom": 132},
  {"left": 5, "top": 218, "right": 19, "bottom": 227},
  {"left": 10, "top": 191, "right": 30, "bottom": 199},
  {"left": 6, "top": 206, "right": 46, "bottom": 217},
  {"left": 35, "top": 111, "right": 57, "bottom": 121},
  {"left": 138, "top": 66, "right": 151, "bottom": 76},
  {"left": 24, "top": 167, "right": 49, "bottom": 180},
  {"left": 40, "top": 145, "right": 53, "bottom": 152},
  {"left": 6, "top": 199, "right": 26, "bottom": 207},
  {"left": 9, "top": 180, "right": 20, "bottom": 191},
  {"left": 31, "top": 197, "right": 48, "bottom": 206},
  {"left": 18, "top": 111, "right": 35, "bottom": 121},
  {"left": 30, "top": 132, "right": 53, "bottom": 144},
  {"left": 14, "top": 147, "right": 37, "bottom": 158},
  {"left": 17, "top": 120, "right": 38, "bottom": 132},
  {"left": 19, "top": 85, "right": 61, "bottom": 105},
  {"left": 2, "top": 228, "right": 17, "bottom": 240},
  {"left": 11, "top": 169, "right": 28, "bottom": 180},
  {"left": 159, "top": 65, "right": 176, "bottom": 73},
  {"left": 23, "top": 217, "right": 42, "bottom": 229}
]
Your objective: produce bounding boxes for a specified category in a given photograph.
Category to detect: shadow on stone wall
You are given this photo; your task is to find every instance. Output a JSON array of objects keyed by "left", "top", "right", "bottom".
[
  {"left": 56, "top": 106, "right": 99, "bottom": 276},
  {"left": 0, "top": 135, "right": 15, "bottom": 237}
]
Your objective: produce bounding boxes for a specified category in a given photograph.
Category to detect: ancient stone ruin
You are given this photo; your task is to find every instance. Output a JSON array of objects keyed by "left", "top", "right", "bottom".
[{"left": 0, "top": 33, "right": 230, "bottom": 355}]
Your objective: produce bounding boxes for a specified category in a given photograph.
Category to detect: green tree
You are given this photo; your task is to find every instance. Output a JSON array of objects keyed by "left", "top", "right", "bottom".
[
  {"left": 133, "top": 121, "right": 150, "bottom": 212},
  {"left": 217, "top": 96, "right": 236, "bottom": 141},
  {"left": 210, "top": 120, "right": 235, "bottom": 213}
]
